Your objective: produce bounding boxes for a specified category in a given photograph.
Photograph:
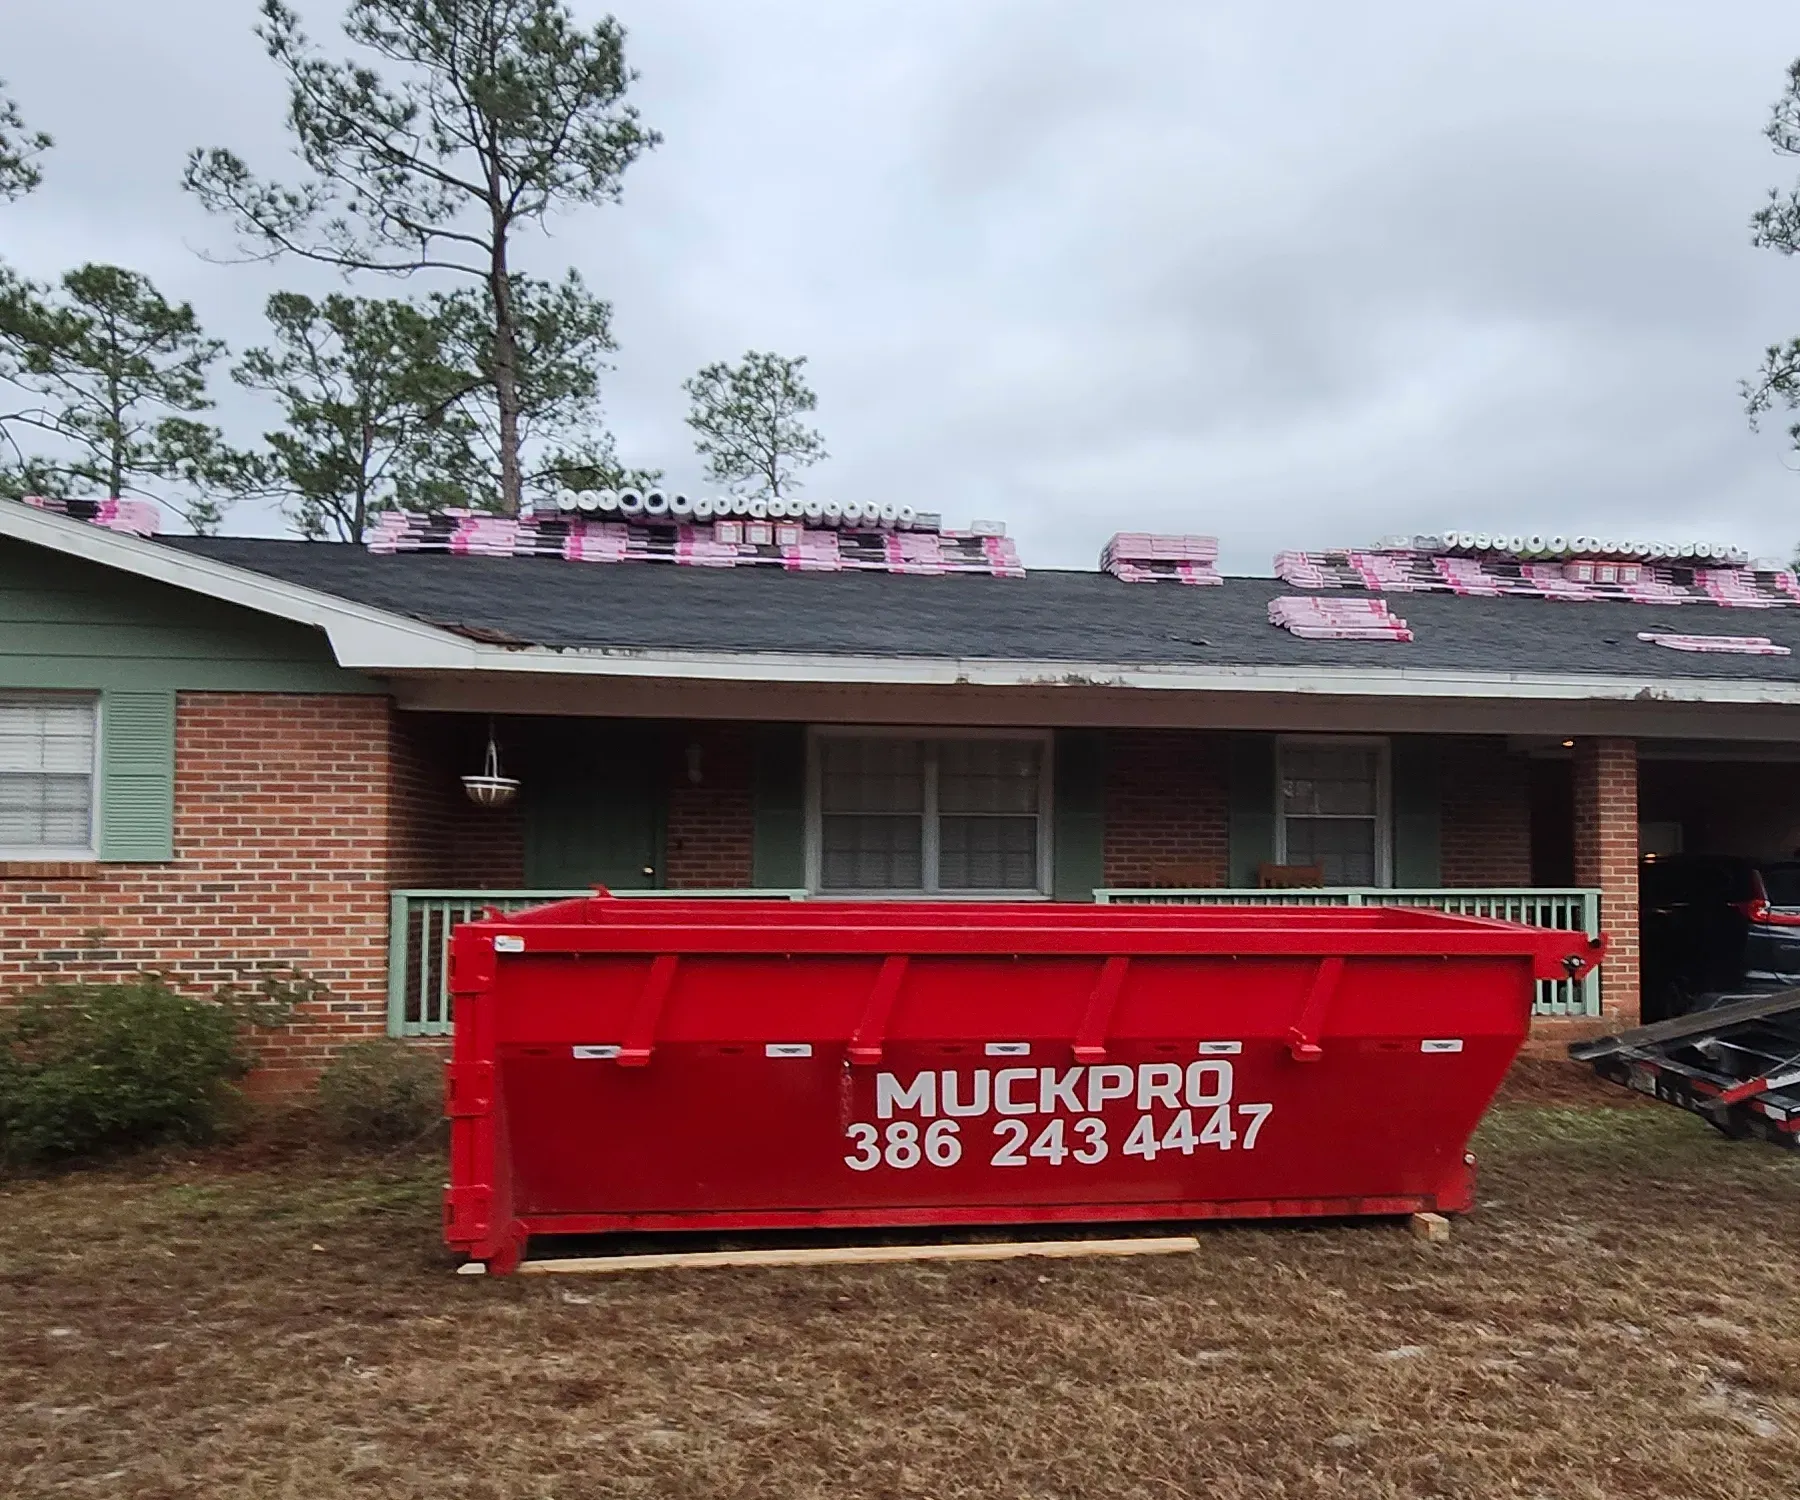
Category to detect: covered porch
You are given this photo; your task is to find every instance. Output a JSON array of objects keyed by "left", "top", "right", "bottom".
[{"left": 384, "top": 710, "right": 1633, "bottom": 1037}]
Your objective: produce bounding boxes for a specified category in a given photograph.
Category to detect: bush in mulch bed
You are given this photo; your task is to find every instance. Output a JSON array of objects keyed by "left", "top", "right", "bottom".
[
  {"left": 0, "top": 978, "right": 253, "bottom": 1166},
  {"left": 316, "top": 1038, "right": 444, "bottom": 1148}
]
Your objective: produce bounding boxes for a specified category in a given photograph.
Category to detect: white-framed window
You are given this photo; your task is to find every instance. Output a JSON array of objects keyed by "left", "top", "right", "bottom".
[
  {"left": 1276, "top": 735, "right": 1390, "bottom": 887},
  {"left": 806, "top": 728, "right": 1053, "bottom": 897},
  {"left": 0, "top": 693, "right": 99, "bottom": 858}
]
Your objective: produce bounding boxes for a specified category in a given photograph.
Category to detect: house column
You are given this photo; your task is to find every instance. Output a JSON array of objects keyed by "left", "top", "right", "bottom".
[{"left": 1573, "top": 738, "right": 1638, "bottom": 1025}]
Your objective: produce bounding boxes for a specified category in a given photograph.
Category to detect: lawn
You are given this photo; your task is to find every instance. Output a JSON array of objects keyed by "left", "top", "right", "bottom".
[{"left": 4, "top": 1063, "right": 1799, "bottom": 1500}]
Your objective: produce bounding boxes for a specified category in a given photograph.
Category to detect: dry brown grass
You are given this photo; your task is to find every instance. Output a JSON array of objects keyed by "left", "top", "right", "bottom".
[{"left": 5, "top": 1065, "right": 1800, "bottom": 1499}]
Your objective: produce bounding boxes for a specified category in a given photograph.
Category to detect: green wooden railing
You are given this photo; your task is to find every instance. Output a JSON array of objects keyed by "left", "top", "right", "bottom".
[
  {"left": 1094, "top": 886, "right": 1603, "bottom": 1017},
  {"left": 389, "top": 884, "right": 1603, "bottom": 1035},
  {"left": 387, "top": 888, "right": 808, "bottom": 1036}
]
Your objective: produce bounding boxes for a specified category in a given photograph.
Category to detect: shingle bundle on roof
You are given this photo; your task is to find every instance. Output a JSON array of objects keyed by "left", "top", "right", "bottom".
[
  {"left": 1100, "top": 533, "right": 1222, "bottom": 585},
  {"left": 1638, "top": 632, "right": 1793, "bottom": 656},
  {"left": 19, "top": 495, "right": 161, "bottom": 536},
  {"left": 1269, "top": 595, "right": 1413, "bottom": 641},
  {"left": 364, "top": 510, "right": 1026, "bottom": 577},
  {"left": 1274, "top": 547, "right": 1800, "bottom": 608}
]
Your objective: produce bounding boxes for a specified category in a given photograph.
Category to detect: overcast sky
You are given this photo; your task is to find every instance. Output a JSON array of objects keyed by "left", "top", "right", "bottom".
[{"left": 8, "top": 1, "right": 1800, "bottom": 571}]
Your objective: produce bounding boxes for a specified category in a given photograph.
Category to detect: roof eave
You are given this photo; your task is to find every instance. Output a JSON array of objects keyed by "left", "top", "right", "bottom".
[
  {"left": 10, "top": 503, "right": 1800, "bottom": 707},
  {"left": 0, "top": 503, "right": 480, "bottom": 665}
]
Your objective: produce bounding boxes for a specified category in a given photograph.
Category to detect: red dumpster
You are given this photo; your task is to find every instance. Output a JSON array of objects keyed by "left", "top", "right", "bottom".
[{"left": 444, "top": 897, "right": 1603, "bottom": 1271}]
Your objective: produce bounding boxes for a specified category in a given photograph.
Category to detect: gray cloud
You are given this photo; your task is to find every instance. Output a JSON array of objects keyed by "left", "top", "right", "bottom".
[{"left": 7, "top": 0, "right": 1800, "bottom": 571}]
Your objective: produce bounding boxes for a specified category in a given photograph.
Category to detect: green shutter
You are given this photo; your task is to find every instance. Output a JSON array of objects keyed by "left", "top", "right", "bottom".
[
  {"left": 1227, "top": 733, "right": 1276, "bottom": 888},
  {"left": 752, "top": 723, "right": 807, "bottom": 888},
  {"left": 1052, "top": 729, "right": 1106, "bottom": 901},
  {"left": 98, "top": 690, "right": 175, "bottom": 862},
  {"left": 1391, "top": 736, "right": 1442, "bottom": 887}
]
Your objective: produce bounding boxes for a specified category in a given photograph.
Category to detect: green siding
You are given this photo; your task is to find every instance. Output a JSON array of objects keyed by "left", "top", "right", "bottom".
[
  {"left": 98, "top": 690, "right": 175, "bottom": 861},
  {"left": 752, "top": 723, "right": 807, "bottom": 888},
  {"left": 517, "top": 721, "right": 664, "bottom": 888},
  {"left": 1391, "top": 736, "right": 1443, "bottom": 886},
  {"left": 1227, "top": 733, "right": 1277, "bottom": 887},
  {"left": 0, "top": 536, "right": 378, "bottom": 693},
  {"left": 1052, "top": 729, "right": 1106, "bottom": 901}
]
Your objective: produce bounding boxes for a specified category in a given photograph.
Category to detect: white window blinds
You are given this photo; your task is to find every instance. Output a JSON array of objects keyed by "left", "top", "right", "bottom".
[{"left": 0, "top": 695, "right": 98, "bottom": 855}]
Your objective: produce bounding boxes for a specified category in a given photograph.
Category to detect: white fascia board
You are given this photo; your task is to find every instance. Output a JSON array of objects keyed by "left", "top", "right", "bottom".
[
  {"left": 12, "top": 501, "right": 1800, "bottom": 708},
  {"left": 379, "top": 641, "right": 1800, "bottom": 706},
  {"left": 0, "top": 502, "right": 478, "bottom": 663}
]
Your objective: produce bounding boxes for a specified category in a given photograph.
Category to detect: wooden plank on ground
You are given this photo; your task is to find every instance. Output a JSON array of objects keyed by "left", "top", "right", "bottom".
[{"left": 516, "top": 1235, "right": 1201, "bottom": 1276}]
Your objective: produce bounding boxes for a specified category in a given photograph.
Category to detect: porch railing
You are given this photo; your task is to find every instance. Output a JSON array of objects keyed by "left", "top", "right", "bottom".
[
  {"left": 389, "top": 883, "right": 1603, "bottom": 1035},
  {"left": 1094, "top": 887, "right": 1603, "bottom": 1017},
  {"left": 387, "top": 888, "right": 808, "bottom": 1037}
]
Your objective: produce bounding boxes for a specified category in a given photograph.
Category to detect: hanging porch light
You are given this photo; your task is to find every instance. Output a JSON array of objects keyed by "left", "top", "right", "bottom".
[{"left": 463, "top": 719, "right": 520, "bottom": 808}]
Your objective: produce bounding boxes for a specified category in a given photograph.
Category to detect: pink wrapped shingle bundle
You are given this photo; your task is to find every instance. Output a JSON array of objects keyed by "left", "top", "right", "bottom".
[
  {"left": 1269, "top": 596, "right": 1413, "bottom": 642},
  {"left": 672, "top": 524, "right": 742, "bottom": 568},
  {"left": 1431, "top": 556, "right": 1506, "bottom": 596},
  {"left": 1272, "top": 538, "right": 1800, "bottom": 609},
  {"left": 782, "top": 531, "right": 844, "bottom": 572},
  {"left": 20, "top": 495, "right": 162, "bottom": 536},
  {"left": 1272, "top": 550, "right": 1341, "bottom": 589},
  {"left": 1346, "top": 551, "right": 1428, "bottom": 592},
  {"left": 883, "top": 532, "right": 946, "bottom": 576},
  {"left": 1518, "top": 563, "right": 1597, "bottom": 600},
  {"left": 1101, "top": 533, "right": 1222, "bottom": 584},
  {"left": 1697, "top": 568, "right": 1785, "bottom": 609},
  {"left": 562, "top": 521, "right": 630, "bottom": 563},
  {"left": 980, "top": 534, "right": 1027, "bottom": 579},
  {"left": 361, "top": 508, "right": 1029, "bottom": 577},
  {"left": 1638, "top": 632, "right": 1792, "bottom": 655}
]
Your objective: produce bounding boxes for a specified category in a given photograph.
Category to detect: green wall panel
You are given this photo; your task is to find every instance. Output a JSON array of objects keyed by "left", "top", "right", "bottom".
[
  {"left": 1052, "top": 729, "right": 1106, "bottom": 901},
  {"left": 1227, "top": 733, "right": 1277, "bottom": 887},
  {"left": 0, "top": 537, "right": 378, "bottom": 693},
  {"left": 1391, "top": 736, "right": 1443, "bottom": 886},
  {"left": 752, "top": 723, "right": 807, "bottom": 889}
]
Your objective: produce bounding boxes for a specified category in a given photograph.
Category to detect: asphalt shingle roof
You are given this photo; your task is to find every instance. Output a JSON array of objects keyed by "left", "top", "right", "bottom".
[{"left": 164, "top": 536, "right": 1800, "bottom": 683}]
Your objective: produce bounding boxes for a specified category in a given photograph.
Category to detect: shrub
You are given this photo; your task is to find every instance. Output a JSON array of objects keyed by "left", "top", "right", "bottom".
[
  {"left": 317, "top": 1039, "right": 443, "bottom": 1147},
  {"left": 0, "top": 978, "right": 251, "bottom": 1166}
]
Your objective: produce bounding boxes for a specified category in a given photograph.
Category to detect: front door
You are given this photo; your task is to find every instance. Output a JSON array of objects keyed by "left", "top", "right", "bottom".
[{"left": 520, "top": 722, "right": 665, "bottom": 889}]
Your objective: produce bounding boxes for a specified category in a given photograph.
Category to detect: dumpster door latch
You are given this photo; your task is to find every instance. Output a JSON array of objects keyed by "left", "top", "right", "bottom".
[
  {"left": 1074, "top": 956, "right": 1131, "bottom": 1064},
  {"left": 618, "top": 954, "right": 679, "bottom": 1067},
  {"left": 849, "top": 955, "right": 910, "bottom": 1066},
  {"left": 1287, "top": 956, "right": 1343, "bottom": 1063}
]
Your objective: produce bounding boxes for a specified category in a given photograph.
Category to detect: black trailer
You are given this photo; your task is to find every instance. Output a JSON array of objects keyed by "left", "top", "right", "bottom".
[{"left": 1570, "top": 988, "right": 1800, "bottom": 1148}]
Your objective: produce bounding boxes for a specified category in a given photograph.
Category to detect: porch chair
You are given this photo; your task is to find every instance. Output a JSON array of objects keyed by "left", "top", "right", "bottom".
[{"left": 1257, "top": 862, "right": 1325, "bottom": 889}]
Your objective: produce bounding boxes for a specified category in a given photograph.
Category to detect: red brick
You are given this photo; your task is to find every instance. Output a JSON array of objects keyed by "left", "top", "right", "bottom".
[
  {"left": 664, "top": 725, "right": 754, "bottom": 888},
  {"left": 1573, "top": 737, "right": 1639, "bottom": 1025}
]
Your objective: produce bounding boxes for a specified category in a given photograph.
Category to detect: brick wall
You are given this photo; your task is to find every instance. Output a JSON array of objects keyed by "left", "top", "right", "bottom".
[
  {"left": 1440, "top": 738, "right": 1533, "bottom": 886},
  {"left": 663, "top": 724, "right": 755, "bottom": 888},
  {"left": 1102, "top": 731, "right": 1230, "bottom": 888},
  {"left": 1574, "top": 737, "right": 1639, "bottom": 1025},
  {"left": 0, "top": 692, "right": 397, "bottom": 1085},
  {"left": 390, "top": 713, "right": 524, "bottom": 890}
]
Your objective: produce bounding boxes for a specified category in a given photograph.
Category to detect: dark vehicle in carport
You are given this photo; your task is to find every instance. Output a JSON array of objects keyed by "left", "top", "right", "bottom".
[{"left": 1639, "top": 854, "right": 1800, "bottom": 1020}]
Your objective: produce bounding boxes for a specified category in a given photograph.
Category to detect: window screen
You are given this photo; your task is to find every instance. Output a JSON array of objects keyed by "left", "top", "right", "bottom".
[
  {"left": 1279, "top": 742, "right": 1382, "bottom": 886},
  {"left": 0, "top": 695, "right": 97, "bottom": 854},
  {"left": 815, "top": 735, "right": 1045, "bottom": 893}
]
